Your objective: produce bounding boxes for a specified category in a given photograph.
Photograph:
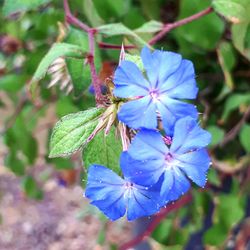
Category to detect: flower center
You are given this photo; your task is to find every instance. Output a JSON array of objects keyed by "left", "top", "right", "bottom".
[
  {"left": 124, "top": 182, "right": 134, "bottom": 199},
  {"left": 165, "top": 153, "right": 173, "bottom": 162},
  {"left": 164, "top": 153, "right": 179, "bottom": 169},
  {"left": 124, "top": 182, "right": 134, "bottom": 188},
  {"left": 149, "top": 89, "right": 160, "bottom": 102}
]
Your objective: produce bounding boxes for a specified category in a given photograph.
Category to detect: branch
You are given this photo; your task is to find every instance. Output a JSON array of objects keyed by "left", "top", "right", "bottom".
[
  {"left": 63, "top": 0, "right": 103, "bottom": 105},
  {"left": 63, "top": 0, "right": 90, "bottom": 32},
  {"left": 149, "top": 7, "right": 213, "bottom": 45},
  {"left": 98, "top": 42, "right": 136, "bottom": 50},
  {"left": 212, "top": 155, "right": 250, "bottom": 175},
  {"left": 220, "top": 106, "right": 250, "bottom": 147},
  {"left": 119, "top": 193, "right": 192, "bottom": 250}
]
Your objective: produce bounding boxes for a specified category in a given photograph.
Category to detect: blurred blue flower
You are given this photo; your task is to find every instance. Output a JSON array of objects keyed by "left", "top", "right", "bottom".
[
  {"left": 85, "top": 159, "right": 161, "bottom": 221},
  {"left": 125, "top": 117, "right": 211, "bottom": 202},
  {"left": 113, "top": 47, "right": 198, "bottom": 134}
]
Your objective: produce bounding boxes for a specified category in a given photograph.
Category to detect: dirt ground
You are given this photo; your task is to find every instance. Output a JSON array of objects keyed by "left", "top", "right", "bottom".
[
  {"left": 0, "top": 92, "right": 131, "bottom": 250},
  {"left": 0, "top": 167, "right": 131, "bottom": 250}
]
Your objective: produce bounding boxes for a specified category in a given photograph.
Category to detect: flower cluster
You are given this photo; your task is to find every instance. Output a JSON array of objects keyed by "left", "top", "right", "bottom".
[{"left": 85, "top": 47, "right": 211, "bottom": 221}]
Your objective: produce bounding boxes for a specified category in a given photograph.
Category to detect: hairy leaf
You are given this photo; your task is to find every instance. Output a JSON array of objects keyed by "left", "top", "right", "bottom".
[
  {"left": 49, "top": 108, "right": 104, "bottom": 158},
  {"left": 83, "top": 127, "right": 122, "bottom": 173}
]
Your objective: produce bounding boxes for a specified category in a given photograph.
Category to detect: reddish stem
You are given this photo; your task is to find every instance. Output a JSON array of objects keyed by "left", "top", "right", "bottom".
[
  {"left": 64, "top": 0, "right": 90, "bottom": 32},
  {"left": 63, "top": 0, "right": 103, "bottom": 105},
  {"left": 119, "top": 193, "right": 193, "bottom": 250},
  {"left": 98, "top": 42, "right": 136, "bottom": 50},
  {"left": 149, "top": 7, "right": 213, "bottom": 45}
]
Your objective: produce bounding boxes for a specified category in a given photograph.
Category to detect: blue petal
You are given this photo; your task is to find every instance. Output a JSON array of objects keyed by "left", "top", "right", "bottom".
[
  {"left": 160, "top": 169, "right": 174, "bottom": 196},
  {"left": 85, "top": 165, "right": 124, "bottom": 200},
  {"left": 175, "top": 149, "right": 210, "bottom": 187},
  {"left": 126, "top": 184, "right": 161, "bottom": 221},
  {"left": 91, "top": 197, "right": 126, "bottom": 221},
  {"left": 128, "top": 129, "right": 167, "bottom": 160},
  {"left": 85, "top": 165, "right": 126, "bottom": 220},
  {"left": 118, "top": 96, "right": 157, "bottom": 129},
  {"left": 160, "top": 60, "right": 198, "bottom": 99},
  {"left": 120, "top": 152, "right": 165, "bottom": 187},
  {"left": 170, "top": 117, "right": 211, "bottom": 154},
  {"left": 162, "top": 168, "right": 190, "bottom": 202},
  {"left": 157, "top": 97, "right": 198, "bottom": 135},
  {"left": 141, "top": 47, "right": 182, "bottom": 88},
  {"left": 113, "top": 60, "right": 150, "bottom": 98}
]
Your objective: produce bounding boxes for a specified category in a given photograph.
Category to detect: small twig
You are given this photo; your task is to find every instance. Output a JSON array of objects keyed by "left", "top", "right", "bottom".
[
  {"left": 1, "top": 94, "right": 28, "bottom": 134},
  {"left": 98, "top": 42, "right": 136, "bottom": 50},
  {"left": 220, "top": 106, "right": 250, "bottom": 147},
  {"left": 119, "top": 193, "right": 192, "bottom": 250},
  {"left": 212, "top": 155, "right": 250, "bottom": 175},
  {"left": 149, "top": 7, "right": 213, "bottom": 45},
  {"left": 63, "top": 0, "right": 103, "bottom": 105},
  {"left": 64, "top": 0, "right": 89, "bottom": 32}
]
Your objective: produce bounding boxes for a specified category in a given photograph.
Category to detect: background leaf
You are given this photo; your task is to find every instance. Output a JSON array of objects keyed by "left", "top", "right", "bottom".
[
  {"left": 212, "top": 0, "right": 249, "bottom": 23},
  {"left": 240, "top": 124, "right": 250, "bottom": 153},
  {"left": 3, "top": 0, "right": 51, "bottom": 17},
  {"left": 175, "top": 0, "right": 225, "bottom": 51}
]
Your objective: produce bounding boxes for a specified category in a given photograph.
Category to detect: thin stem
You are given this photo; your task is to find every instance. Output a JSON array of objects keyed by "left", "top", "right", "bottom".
[
  {"left": 119, "top": 193, "right": 192, "bottom": 250},
  {"left": 98, "top": 42, "right": 136, "bottom": 50},
  {"left": 88, "top": 30, "right": 103, "bottom": 104},
  {"left": 63, "top": 0, "right": 103, "bottom": 104},
  {"left": 64, "top": 0, "right": 90, "bottom": 32},
  {"left": 149, "top": 7, "right": 213, "bottom": 45}
]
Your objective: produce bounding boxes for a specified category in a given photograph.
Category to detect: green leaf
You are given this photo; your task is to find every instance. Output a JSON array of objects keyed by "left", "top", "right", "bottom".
[
  {"left": 204, "top": 194, "right": 245, "bottom": 245},
  {"left": 0, "top": 74, "right": 28, "bottom": 93},
  {"left": 31, "top": 43, "right": 87, "bottom": 98},
  {"left": 207, "top": 126, "right": 225, "bottom": 146},
  {"left": 204, "top": 224, "right": 228, "bottom": 245},
  {"left": 21, "top": 176, "right": 43, "bottom": 200},
  {"left": 218, "top": 195, "right": 244, "bottom": 228},
  {"left": 240, "top": 124, "right": 250, "bottom": 152},
  {"left": 135, "top": 20, "right": 164, "bottom": 33},
  {"left": 32, "top": 43, "right": 86, "bottom": 82},
  {"left": 207, "top": 168, "right": 220, "bottom": 186},
  {"left": 82, "top": 0, "right": 104, "bottom": 27},
  {"left": 175, "top": 0, "right": 225, "bottom": 50},
  {"left": 97, "top": 23, "right": 148, "bottom": 47},
  {"left": 83, "top": 127, "right": 122, "bottom": 173},
  {"left": 228, "top": 0, "right": 250, "bottom": 60},
  {"left": 48, "top": 158, "right": 74, "bottom": 170},
  {"left": 152, "top": 219, "right": 172, "bottom": 244},
  {"left": 217, "top": 41, "right": 236, "bottom": 90},
  {"left": 64, "top": 27, "right": 101, "bottom": 96},
  {"left": 3, "top": 0, "right": 51, "bottom": 17},
  {"left": 218, "top": 42, "right": 236, "bottom": 70},
  {"left": 4, "top": 112, "right": 38, "bottom": 165},
  {"left": 49, "top": 108, "right": 104, "bottom": 158},
  {"left": 232, "top": 23, "right": 250, "bottom": 61},
  {"left": 221, "top": 93, "right": 250, "bottom": 121},
  {"left": 65, "top": 58, "right": 86, "bottom": 96},
  {"left": 55, "top": 96, "right": 79, "bottom": 118},
  {"left": 212, "top": 0, "right": 249, "bottom": 23},
  {"left": 92, "top": 0, "right": 130, "bottom": 20},
  {"left": 5, "top": 152, "right": 25, "bottom": 176},
  {"left": 139, "top": 0, "right": 161, "bottom": 20}
]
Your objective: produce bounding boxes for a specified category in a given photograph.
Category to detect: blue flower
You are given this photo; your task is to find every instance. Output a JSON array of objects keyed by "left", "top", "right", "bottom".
[
  {"left": 125, "top": 117, "right": 211, "bottom": 202},
  {"left": 85, "top": 156, "right": 162, "bottom": 221},
  {"left": 113, "top": 47, "right": 198, "bottom": 134}
]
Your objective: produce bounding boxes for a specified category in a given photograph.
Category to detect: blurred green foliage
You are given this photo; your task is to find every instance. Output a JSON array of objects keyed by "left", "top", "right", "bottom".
[{"left": 1, "top": 0, "right": 250, "bottom": 249}]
